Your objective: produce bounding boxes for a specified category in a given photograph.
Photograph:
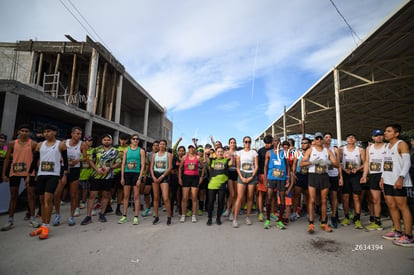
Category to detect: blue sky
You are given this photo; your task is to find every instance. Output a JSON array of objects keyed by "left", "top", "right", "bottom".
[{"left": 0, "top": 0, "right": 404, "bottom": 148}]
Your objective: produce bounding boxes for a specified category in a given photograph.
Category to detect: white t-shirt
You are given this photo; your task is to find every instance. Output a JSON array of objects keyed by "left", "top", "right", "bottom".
[{"left": 238, "top": 149, "right": 258, "bottom": 173}]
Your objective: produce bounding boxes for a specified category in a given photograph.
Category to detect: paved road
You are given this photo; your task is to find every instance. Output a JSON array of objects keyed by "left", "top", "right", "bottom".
[{"left": 1, "top": 204, "right": 413, "bottom": 275}]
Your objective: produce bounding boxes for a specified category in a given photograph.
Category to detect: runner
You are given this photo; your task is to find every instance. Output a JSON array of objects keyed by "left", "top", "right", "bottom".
[
  {"left": 206, "top": 146, "right": 232, "bottom": 226},
  {"left": 380, "top": 124, "right": 413, "bottom": 246},
  {"left": 1, "top": 124, "right": 38, "bottom": 230},
  {"left": 118, "top": 134, "right": 145, "bottom": 225},
  {"left": 256, "top": 135, "right": 273, "bottom": 223},
  {"left": 141, "top": 141, "right": 159, "bottom": 217},
  {"left": 114, "top": 133, "right": 129, "bottom": 216},
  {"left": 233, "top": 136, "right": 258, "bottom": 228},
  {"left": 78, "top": 136, "right": 94, "bottom": 211},
  {"left": 360, "top": 129, "right": 386, "bottom": 231},
  {"left": 80, "top": 134, "right": 121, "bottom": 225},
  {"left": 197, "top": 146, "right": 208, "bottom": 216},
  {"left": 171, "top": 137, "right": 185, "bottom": 215},
  {"left": 339, "top": 134, "right": 366, "bottom": 229},
  {"left": 291, "top": 137, "right": 311, "bottom": 221},
  {"left": 263, "top": 136, "right": 289, "bottom": 229},
  {"left": 53, "top": 127, "right": 87, "bottom": 226},
  {"left": 178, "top": 144, "right": 205, "bottom": 223},
  {"left": 300, "top": 132, "right": 338, "bottom": 234},
  {"left": 28, "top": 124, "right": 68, "bottom": 239},
  {"left": 150, "top": 139, "right": 173, "bottom": 225},
  {"left": 223, "top": 138, "right": 238, "bottom": 221},
  {"left": 323, "top": 132, "right": 342, "bottom": 228}
]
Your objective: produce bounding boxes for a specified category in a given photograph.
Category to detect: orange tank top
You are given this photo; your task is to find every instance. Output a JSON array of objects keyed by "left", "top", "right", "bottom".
[{"left": 10, "top": 139, "right": 34, "bottom": 177}]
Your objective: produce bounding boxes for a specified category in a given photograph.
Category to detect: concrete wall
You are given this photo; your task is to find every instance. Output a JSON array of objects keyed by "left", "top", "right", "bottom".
[{"left": 0, "top": 46, "right": 32, "bottom": 83}]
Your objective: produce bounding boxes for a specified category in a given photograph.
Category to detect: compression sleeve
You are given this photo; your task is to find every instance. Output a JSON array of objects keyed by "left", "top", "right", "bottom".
[
  {"left": 29, "top": 151, "right": 40, "bottom": 173},
  {"left": 400, "top": 153, "right": 411, "bottom": 177},
  {"left": 62, "top": 149, "right": 69, "bottom": 171}
]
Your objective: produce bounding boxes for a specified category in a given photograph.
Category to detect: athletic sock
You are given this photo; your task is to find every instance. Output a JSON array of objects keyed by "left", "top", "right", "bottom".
[
  {"left": 369, "top": 216, "right": 374, "bottom": 223},
  {"left": 374, "top": 216, "right": 381, "bottom": 225},
  {"left": 199, "top": 201, "right": 204, "bottom": 211}
]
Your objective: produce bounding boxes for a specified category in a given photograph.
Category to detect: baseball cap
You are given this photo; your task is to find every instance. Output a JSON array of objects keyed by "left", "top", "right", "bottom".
[
  {"left": 83, "top": 135, "right": 93, "bottom": 141},
  {"left": 101, "top": 133, "right": 112, "bottom": 140},
  {"left": 314, "top": 132, "right": 323, "bottom": 139},
  {"left": 372, "top": 129, "right": 384, "bottom": 136},
  {"left": 188, "top": 144, "right": 195, "bottom": 149}
]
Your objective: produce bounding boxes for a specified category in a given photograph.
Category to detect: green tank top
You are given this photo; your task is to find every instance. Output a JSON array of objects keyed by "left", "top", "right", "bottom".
[{"left": 125, "top": 146, "right": 141, "bottom": 173}]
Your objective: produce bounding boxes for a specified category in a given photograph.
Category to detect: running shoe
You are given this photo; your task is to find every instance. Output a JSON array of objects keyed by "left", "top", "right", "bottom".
[
  {"left": 191, "top": 215, "right": 197, "bottom": 223},
  {"left": 245, "top": 217, "right": 252, "bottom": 225},
  {"left": 366, "top": 222, "right": 383, "bottom": 231},
  {"left": 180, "top": 215, "right": 185, "bottom": 223},
  {"left": 197, "top": 209, "right": 203, "bottom": 216},
  {"left": 68, "top": 217, "right": 76, "bottom": 226},
  {"left": 382, "top": 230, "right": 402, "bottom": 240},
  {"left": 30, "top": 226, "right": 43, "bottom": 236},
  {"left": 222, "top": 209, "right": 230, "bottom": 217},
  {"left": 153, "top": 217, "right": 160, "bottom": 225},
  {"left": 330, "top": 216, "right": 338, "bottom": 229},
  {"left": 79, "top": 202, "right": 86, "bottom": 209},
  {"left": 39, "top": 226, "right": 49, "bottom": 240},
  {"left": 216, "top": 218, "right": 222, "bottom": 225},
  {"left": 30, "top": 220, "right": 40, "bottom": 228},
  {"left": 92, "top": 209, "right": 96, "bottom": 216},
  {"left": 166, "top": 217, "right": 171, "bottom": 226},
  {"left": 308, "top": 223, "right": 315, "bottom": 234},
  {"left": 289, "top": 213, "right": 297, "bottom": 222},
  {"left": 74, "top": 208, "right": 80, "bottom": 217},
  {"left": 270, "top": 213, "right": 277, "bottom": 222},
  {"left": 232, "top": 220, "right": 239, "bottom": 228},
  {"left": 264, "top": 219, "right": 270, "bottom": 229},
  {"left": 393, "top": 235, "right": 414, "bottom": 247},
  {"left": 239, "top": 210, "right": 245, "bottom": 215},
  {"left": 320, "top": 223, "right": 333, "bottom": 232},
  {"left": 1, "top": 222, "right": 13, "bottom": 231},
  {"left": 229, "top": 213, "right": 234, "bottom": 221},
  {"left": 354, "top": 220, "right": 363, "bottom": 229},
  {"left": 141, "top": 208, "right": 151, "bottom": 217},
  {"left": 24, "top": 212, "right": 30, "bottom": 220},
  {"left": 118, "top": 216, "right": 127, "bottom": 224},
  {"left": 115, "top": 208, "right": 122, "bottom": 216},
  {"left": 207, "top": 219, "right": 212, "bottom": 226},
  {"left": 340, "top": 218, "right": 350, "bottom": 226},
  {"left": 98, "top": 213, "right": 107, "bottom": 222},
  {"left": 133, "top": 217, "right": 139, "bottom": 225},
  {"left": 258, "top": 213, "right": 264, "bottom": 222},
  {"left": 81, "top": 216, "right": 92, "bottom": 225},
  {"left": 53, "top": 214, "right": 61, "bottom": 226},
  {"left": 104, "top": 205, "right": 113, "bottom": 214},
  {"left": 282, "top": 218, "right": 289, "bottom": 226},
  {"left": 185, "top": 210, "right": 193, "bottom": 217},
  {"left": 162, "top": 205, "right": 167, "bottom": 212},
  {"left": 276, "top": 220, "right": 286, "bottom": 230},
  {"left": 60, "top": 200, "right": 65, "bottom": 205}
]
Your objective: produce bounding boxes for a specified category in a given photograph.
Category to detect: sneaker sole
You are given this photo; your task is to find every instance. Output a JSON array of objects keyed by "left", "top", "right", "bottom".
[{"left": 382, "top": 235, "right": 401, "bottom": 240}]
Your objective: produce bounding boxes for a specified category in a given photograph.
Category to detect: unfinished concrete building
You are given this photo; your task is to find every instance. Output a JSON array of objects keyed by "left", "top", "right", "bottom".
[{"left": 0, "top": 36, "right": 172, "bottom": 148}]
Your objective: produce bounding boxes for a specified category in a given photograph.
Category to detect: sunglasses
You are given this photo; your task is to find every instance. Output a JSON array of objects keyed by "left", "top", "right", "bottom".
[
  {"left": 131, "top": 138, "right": 139, "bottom": 141},
  {"left": 315, "top": 137, "right": 323, "bottom": 141},
  {"left": 301, "top": 142, "right": 308, "bottom": 144},
  {"left": 244, "top": 141, "right": 251, "bottom": 144}
]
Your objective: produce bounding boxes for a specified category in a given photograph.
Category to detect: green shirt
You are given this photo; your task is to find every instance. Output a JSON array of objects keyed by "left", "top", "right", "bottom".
[
  {"left": 91, "top": 146, "right": 121, "bottom": 180},
  {"left": 79, "top": 147, "right": 94, "bottom": 181},
  {"left": 208, "top": 158, "right": 229, "bottom": 190}
]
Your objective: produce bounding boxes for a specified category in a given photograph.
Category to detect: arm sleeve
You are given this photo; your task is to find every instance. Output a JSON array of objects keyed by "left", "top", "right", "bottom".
[
  {"left": 29, "top": 151, "right": 40, "bottom": 174},
  {"left": 400, "top": 153, "right": 411, "bottom": 177},
  {"left": 62, "top": 149, "right": 69, "bottom": 171}
]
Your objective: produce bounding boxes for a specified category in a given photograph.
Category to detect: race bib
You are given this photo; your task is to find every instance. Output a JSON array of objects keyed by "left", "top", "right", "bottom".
[
  {"left": 300, "top": 166, "right": 308, "bottom": 175},
  {"left": 369, "top": 162, "right": 381, "bottom": 172},
  {"left": 82, "top": 160, "right": 90, "bottom": 169},
  {"left": 242, "top": 163, "right": 253, "bottom": 171},
  {"left": 383, "top": 160, "right": 393, "bottom": 172},
  {"left": 345, "top": 161, "right": 356, "bottom": 170},
  {"left": 127, "top": 161, "right": 137, "bottom": 170},
  {"left": 187, "top": 163, "right": 196, "bottom": 170},
  {"left": 272, "top": 168, "right": 284, "bottom": 178},
  {"left": 13, "top": 162, "right": 26, "bottom": 173},
  {"left": 214, "top": 162, "right": 224, "bottom": 170},
  {"left": 156, "top": 161, "right": 166, "bottom": 169},
  {"left": 41, "top": 161, "right": 55, "bottom": 172},
  {"left": 315, "top": 165, "right": 326, "bottom": 174}
]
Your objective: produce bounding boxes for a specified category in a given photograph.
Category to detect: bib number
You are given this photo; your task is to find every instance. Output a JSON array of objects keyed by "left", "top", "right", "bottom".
[
  {"left": 127, "top": 161, "right": 137, "bottom": 170},
  {"left": 242, "top": 163, "right": 253, "bottom": 171},
  {"left": 187, "top": 163, "right": 196, "bottom": 170},
  {"left": 13, "top": 162, "right": 26, "bottom": 173},
  {"left": 272, "top": 168, "right": 284, "bottom": 178},
  {"left": 315, "top": 165, "right": 326, "bottom": 175},
  {"left": 41, "top": 162, "right": 55, "bottom": 172},
  {"left": 369, "top": 162, "right": 381, "bottom": 172},
  {"left": 383, "top": 161, "right": 393, "bottom": 172},
  {"left": 156, "top": 161, "right": 166, "bottom": 169}
]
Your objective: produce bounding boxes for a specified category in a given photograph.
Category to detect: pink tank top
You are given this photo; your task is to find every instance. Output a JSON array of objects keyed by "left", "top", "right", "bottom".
[{"left": 184, "top": 154, "right": 199, "bottom": 176}]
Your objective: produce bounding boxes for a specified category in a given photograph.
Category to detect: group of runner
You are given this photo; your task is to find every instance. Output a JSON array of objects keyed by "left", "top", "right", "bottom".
[{"left": 0, "top": 123, "right": 413, "bottom": 247}]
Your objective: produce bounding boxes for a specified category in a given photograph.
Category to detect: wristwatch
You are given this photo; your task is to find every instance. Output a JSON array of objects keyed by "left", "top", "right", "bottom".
[{"left": 399, "top": 175, "right": 405, "bottom": 180}]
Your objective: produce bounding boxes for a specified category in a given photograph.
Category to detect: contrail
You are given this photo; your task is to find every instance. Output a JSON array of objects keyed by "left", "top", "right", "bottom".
[{"left": 251, "top": 42, "right": 258, "bottom": 98}]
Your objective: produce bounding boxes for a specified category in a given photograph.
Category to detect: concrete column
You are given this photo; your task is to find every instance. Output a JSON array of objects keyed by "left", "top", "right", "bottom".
[
  {"left": 301, "top": 98, "right": 306, "bottom": 138},
  {"left": 271, "top": 124, "right": 275, "bottom": 137},
  {"left": 283, "top": 105, "right": 287, "bottom": 140},
  {"left": 114, "top": 74, "right": 123, "bottom": 123},
  {"left": 87, "top": 48, "right": 99, "bottom": 114},
  {"left": 84, "top": 119, "right": 93, "bottom": 136},
  {"left": 1, "top": 93, "right": 19, "bottom": 140},
  {"left": 334, "top": 69, "right": 342, "bottom": 146},
  {"left": 142, "top": 99, "right": 150, "bottom": 150},
  {"left": 113, "top": 130, "right": 119, "bottom": 145}
]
